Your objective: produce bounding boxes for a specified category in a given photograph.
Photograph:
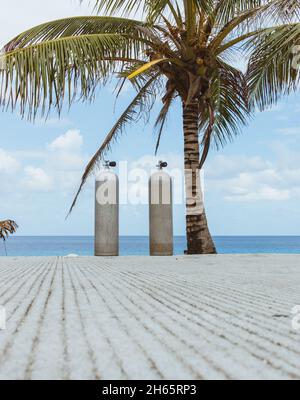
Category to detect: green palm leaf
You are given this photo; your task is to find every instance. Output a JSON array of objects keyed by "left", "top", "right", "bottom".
[
  {"left": 199, "top": 60, "right": 252, "bottom": 156},
  {"left": 246, "top": 23, "right": 300, "bottom": 109},
  {"left": 213, "top": 0, "right": 300, "bottom": 26},
  {"left": 91, "top": 0, "right": 175, "bottom": 19},
  {"left": 92, "top": 0, "right": 145, "bottom": 16},
  {"left": 0, "top": 34, "right": 129, "bottom": 118},
  {"left": 4, "top": 16, "right": 150, "bottom": 51},
  {"left": 0, "top": 15, "right": 169, "bottom": 119},
  {"left": 154, "top": 80, "right": 177, "bottom": 154}
]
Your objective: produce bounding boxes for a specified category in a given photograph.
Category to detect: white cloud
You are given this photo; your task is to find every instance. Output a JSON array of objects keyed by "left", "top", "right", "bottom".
[
  {"left": 47, "top": 130, "right": 85, "bottom": 173},
  {"left": 0, "top": 129, "right": 87, "bottom": 197},
  {"left": 282, "top": 168, "right": 300, "bottom": 185},
  {"left": 293, "top": 103, "right": 300, "bottom": 113},
  {"left": 225, "top": 186, "right": 290, "bottom": 202},
  {"left": 206, "top": 155, "right": 271, "bottom": 180},
  {"left": 11, "top": 150, "right": 45, "bottom": 160},
  {"left": 0, "top": 149, "right": 19, "bottom": 174},
  {"left": 48, "top": 130, "right": 83, "bottom": 152},
  {"left": 277, "top": 127, "right": 300, "bottom": 135},
  {"left": 206, "top": 151, "right": 300, "bottom": 203},
  {"left": 22, "top": 167, "right": 53, "bottom": 192}
]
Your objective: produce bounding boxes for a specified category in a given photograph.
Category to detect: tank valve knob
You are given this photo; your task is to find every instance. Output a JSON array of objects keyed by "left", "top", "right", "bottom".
[
  {"left": 157, "top": 161, "right": 168, "bottom": 170},
  {"left": 104, "top": 160, "right": 117, "bottom": 169}
]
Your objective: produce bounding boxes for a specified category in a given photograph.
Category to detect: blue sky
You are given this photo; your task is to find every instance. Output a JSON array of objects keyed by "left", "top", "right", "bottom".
[{"left": 0, "top": 0, "right": 300, "bottom": 236}]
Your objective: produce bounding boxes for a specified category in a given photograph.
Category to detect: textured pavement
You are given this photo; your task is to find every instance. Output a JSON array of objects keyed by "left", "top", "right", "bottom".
[{"left": 0, "top": 255, "right": 299, "bottom": 380}]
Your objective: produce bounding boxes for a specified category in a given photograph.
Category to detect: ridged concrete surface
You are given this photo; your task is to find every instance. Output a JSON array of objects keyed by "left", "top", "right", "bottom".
[{"left": 0, "top": 255, "right": 299, "bottom": 380}]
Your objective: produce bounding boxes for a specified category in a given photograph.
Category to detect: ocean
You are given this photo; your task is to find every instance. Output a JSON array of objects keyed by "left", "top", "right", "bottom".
[{"left": 1, "top": 236, "right": 300, "bottom": 257}]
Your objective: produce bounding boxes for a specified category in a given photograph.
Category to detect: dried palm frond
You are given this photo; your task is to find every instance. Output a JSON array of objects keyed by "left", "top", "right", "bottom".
[{"left": 0, "top": 220, "right": 18, "bottom": 241}]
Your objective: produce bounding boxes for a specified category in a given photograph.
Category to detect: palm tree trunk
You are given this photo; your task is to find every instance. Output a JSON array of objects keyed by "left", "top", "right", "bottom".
[{"left": 183, "top": 101, "right": 217, "bottom": 255}]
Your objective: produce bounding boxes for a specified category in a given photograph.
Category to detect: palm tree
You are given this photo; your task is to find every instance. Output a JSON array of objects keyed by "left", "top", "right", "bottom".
[
  {"left": 0, "top": 1, "right": 299, "bottom": 254},
  {"left": 0, "top": 220, "right": 18, "bottom": 241},
  {"left": 0, "top": 220, "right": 18, "bottom": 256}
]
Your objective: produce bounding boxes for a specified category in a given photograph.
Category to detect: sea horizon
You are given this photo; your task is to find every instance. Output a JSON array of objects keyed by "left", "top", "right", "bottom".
[
  {"left": 9, "top": 234, "right": 300, "bottom": 237},
  {"left": 1, "top": 235, "right": 300, "bottom": 257}
]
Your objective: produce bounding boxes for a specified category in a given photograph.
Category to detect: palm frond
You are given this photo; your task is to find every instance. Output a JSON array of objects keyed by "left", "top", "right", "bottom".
[
  {"left": 0, "top": 16, "right": 152, "bottom": 119},
  {"left": 0, "top": 220, "right": 18, "bottom": 241},
  {"left": 183, "top": 0, "right": 197, "bottom": 38},
  {"left": 214, "top": 0, "right": 300, "bottom": 28},
  {"left": 199, "top": 60, "right": 252, "bottom": 152},
  {"left": 128, "top": 58, "right": 169, "bottom": 79},
  {"left": 261, "top": 0, "right": 300, "bottom": 22},
  {"left": 141, "top": 0, "right": 181, "bottom": 24},
  {"left": 154, "top": 79, "right": 176, "bottom": 154},
  {"left": 214, "top": 0, "right": 263, "bottom": 26},
  {"left": 199, "top": 100, "right": 214, "bottom": 169},
  {"left": 91, "top": 0, "right": 146, "bottom": 16},
  {"left": 246, "top": 23, "right": 300, "bottom": 110},
  {"left": 91, "top": 0, "right": 180, "bottom": 22},
  {"left": 4, "top": 16, "right": 150, "bottom": 51},
  {"left": 209, "top": 6, "right": 264, "bottom": 50},
  {"left": 0, "top": 36, "right": 144, "bottom": 120},
  {"left": 68, "top": 73, "right": 160, "bottom": 215}
]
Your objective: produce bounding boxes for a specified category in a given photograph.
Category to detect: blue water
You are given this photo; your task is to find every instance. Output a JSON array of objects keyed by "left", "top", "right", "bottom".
[{"left": 1, "top": 236, "right": 300, "bottom": 256}]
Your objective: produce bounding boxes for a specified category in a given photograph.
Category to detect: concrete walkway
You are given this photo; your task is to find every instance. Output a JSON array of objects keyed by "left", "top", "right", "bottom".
[{"left": 0, "top": 255, "right": 299, "bottom": 380}]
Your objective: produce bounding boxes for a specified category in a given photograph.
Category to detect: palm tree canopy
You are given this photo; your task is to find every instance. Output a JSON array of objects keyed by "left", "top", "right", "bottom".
[
  {"left": 1, "top": 0, "right": 300, "bottom": 211},
  {"left": 0, "top": 220, "right": 18, "bottom": 241}
]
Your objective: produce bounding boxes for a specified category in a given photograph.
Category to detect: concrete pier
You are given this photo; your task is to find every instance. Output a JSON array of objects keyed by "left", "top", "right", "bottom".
[{"left": 0, "top": 255, "right": 299, "bottom": 380}]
